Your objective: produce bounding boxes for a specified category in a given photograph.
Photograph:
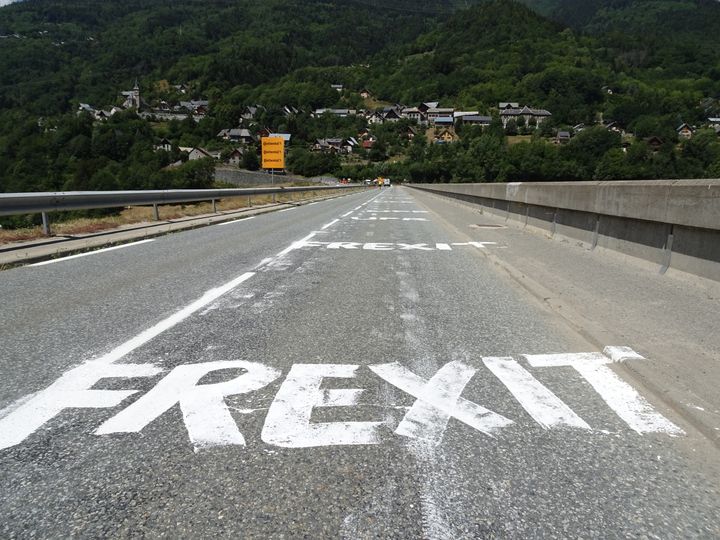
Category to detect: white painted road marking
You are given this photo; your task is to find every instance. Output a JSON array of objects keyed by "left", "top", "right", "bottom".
[
  {"left": 369, "top": 361, "right": 514, "bottom": 441},
  {"left": 29, "top": 239, "right": 156, "bottom": 267},
  {"left": 351, "top": 217, "right": 429, "bottom": 221},
  {"left": 0, "top": 347, "right": 682, "bottom": 450},
  {"left": 0, "top": 270, "right": 257, "bottom": 450},
  {"left": 0, "top": 216, "right": 346, "bottom": 450},
  {"left": 281, "top": 241, "right": 499, "bottom": 252},
  {"left": 0, "top": 361, "right": 164, "bottom": 450},
  {"left": 320, "top": 219, "right": 339, "bottom": 230},
  {"left": 218, "top": 216, "right": 256, "bottom": 226},
  {"left": 483, "top": 357, "right": 591, "bottom": 430},
  {"left": 97, "top": 360, "right": 281, "bottom": 450},
  {"left": 261, "top": 364, "right": 383, "bottom": 448},
  {"left": 367, "top": 210, "right": 429, "bottom": 213},
  {"left": 524, "top": 347, "right": 684, "bottom": 435}
]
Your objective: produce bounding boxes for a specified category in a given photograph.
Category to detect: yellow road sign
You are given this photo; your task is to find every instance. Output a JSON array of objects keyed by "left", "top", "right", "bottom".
[{"left": 262, "top": 137, "right": 285, "bottom": 169}]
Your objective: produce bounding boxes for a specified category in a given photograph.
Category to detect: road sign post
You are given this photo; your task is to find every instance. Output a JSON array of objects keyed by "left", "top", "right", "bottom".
[{"left": 262, "top": 137, "right": 284, "bottom": 203}]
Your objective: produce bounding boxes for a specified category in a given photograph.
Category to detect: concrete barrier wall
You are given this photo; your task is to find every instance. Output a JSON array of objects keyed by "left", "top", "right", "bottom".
[{"left": 409, "top": 180, "right": 720, "bottom": 282}]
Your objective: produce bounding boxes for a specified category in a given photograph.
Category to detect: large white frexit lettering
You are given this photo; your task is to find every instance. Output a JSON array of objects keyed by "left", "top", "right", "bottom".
[{"left": 0, "top": 347, "right": 683, "bottom": 451}]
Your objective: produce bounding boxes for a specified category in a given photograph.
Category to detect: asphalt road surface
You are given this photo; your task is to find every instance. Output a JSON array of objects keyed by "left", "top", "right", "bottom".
[{"left": 1, "top": 187, "right": 719, "bottom": 538}]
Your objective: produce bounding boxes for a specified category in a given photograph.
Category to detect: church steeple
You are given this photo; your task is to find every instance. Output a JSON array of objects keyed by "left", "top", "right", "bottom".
[{"left": 131, "top": 79, "right": 140, "bottom": 109}]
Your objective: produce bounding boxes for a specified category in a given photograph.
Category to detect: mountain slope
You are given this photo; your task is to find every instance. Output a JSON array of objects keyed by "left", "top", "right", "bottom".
[
  {"left": 0, "top": 0, "right": 464, "bottom": 115},
  {"left": 516, "top": 0, "right": 720, "bottom": 83}
]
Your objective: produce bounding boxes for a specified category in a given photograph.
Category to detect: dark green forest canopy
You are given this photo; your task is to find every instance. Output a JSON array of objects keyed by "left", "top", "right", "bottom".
[
  {"left": 0, "top": 0, "right": 464, "bottom": 115},
  {"left": 0, "top": 0, "right": 719, "bottom": 205}
]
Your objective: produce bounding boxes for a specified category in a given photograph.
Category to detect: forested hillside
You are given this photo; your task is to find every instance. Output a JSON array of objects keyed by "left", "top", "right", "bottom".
[
  {"left": 0, "top": 0, "right": 461, "bottom": 115},
  {"left": 1, "top": 0, "right": 719, "bottom": 212},
  {"left": 520, "top": 0, "right": 720, "bottom": 76}
]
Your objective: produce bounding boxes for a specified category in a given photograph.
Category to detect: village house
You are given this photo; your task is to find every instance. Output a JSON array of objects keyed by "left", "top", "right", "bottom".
[
  {"left": 227, "top": 148, "right": 245, "bottom": 167},
  {"left": 78, "top": 103, "right": 124, "bottom": 121},
  {"left": 645, "top": 136, "right": 664, "bottom": 152},
  {"left": 241, "top": 105, "right": 264, "bottom": 122},
  {"left": 154, "top": 137, "right": 173, "bottom": 152},
  {"left": 155, "top": 100, "right": 172, "bottom": 112},
  {"left": 401, "top": 107, "right": 426, "bottom": 124},
  {"left": 499, "top": 105, "right": 551, "bottom": 128},
  {"left": 313, "top": 108, "right": 357, "bottom": 118},
  {"left": 707, "top": 117, "right": 720, "bottom": 129},
  {"left": 453, "top": 111, "right": 479, "bottom": 120},
  {"left": 181, "top": 147, "right": 218, "bottom": 161},
  {"left": 383, "top": 108, "right": 402, "bottom": 122},
  {"left": 426, "top": 107, "right": 455, "bottom": 121},
  {"left": 179, "top": 100, "right": 209, "bottom": 116},
  {"left": 366, "top": 111, "right": 385, "bottom": 125},
  {"left": 460, "top": 115, "right": 492, "bottom": 127},
  {"left": 268, "top": 133, "right": 292, "bottom": 143},
  {"left": 433, "top": 128, "right": 459, "bottom": 144},
  {"left": 314, "top": 138, "right": 350, "bottom": 154},
  {"left": 331, "top": 84, "right": 344, "bottom": 92},
  {"left": 217, "top": 128, "right": 254, "bottom": 144},
  {"left": 603, "top": 121, "right": 625, "bottom": 135},
  {"left": 555, "top": 131, "right": 572, "bottom": 144},
  {"left": 359, "top": 89, "right": 373, "bottom": 99},
  {"left": 78, "top": 103, "right": 95, "bottom": 115},
  {"left": 418, "top": 102, "right": 440, "bottom": 114},
  {"left": 676, "top": 123, "right": 695, "bottom": 139},
  {"left": 432, "top": 116, "right": 455, "bottom": 129},
  {"left": 499, "top": 102, "right": 519, "bottom": 110}
]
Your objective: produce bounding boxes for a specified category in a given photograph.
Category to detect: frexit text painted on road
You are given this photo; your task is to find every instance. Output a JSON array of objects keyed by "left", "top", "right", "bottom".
[{"left": 0, "top": 346, "right": 682, "bottom": 452}]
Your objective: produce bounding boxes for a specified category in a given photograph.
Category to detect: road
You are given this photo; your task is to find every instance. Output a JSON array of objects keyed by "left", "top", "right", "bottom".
[{"left": 1, "top": 186, "right": 719, "bottom": 538}]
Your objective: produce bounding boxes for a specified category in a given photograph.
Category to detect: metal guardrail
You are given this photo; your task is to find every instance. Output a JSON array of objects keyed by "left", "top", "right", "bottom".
[{"left": 0, "top": 184, "right": 362, "bottom": 235}]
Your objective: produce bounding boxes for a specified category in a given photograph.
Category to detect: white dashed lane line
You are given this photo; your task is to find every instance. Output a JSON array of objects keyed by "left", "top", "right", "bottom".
[{"left": 320, "top": 219, "right": 340, "bottom": 230}]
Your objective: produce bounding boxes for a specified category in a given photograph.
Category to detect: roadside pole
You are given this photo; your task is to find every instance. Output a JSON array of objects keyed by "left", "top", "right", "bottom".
[{"left": 262, "top": 137, "right": 285, "bottom": 205}]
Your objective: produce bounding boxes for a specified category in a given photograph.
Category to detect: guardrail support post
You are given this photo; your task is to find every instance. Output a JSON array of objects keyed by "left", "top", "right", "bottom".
[
  {"left": 153, "top": 204, "right": 160, "bottom": 221},
  {"left": 247, "top": 196, "right": 252, "bottom": 207},
  {"left": 41, "top": 212, "right": 51, "bottom": 236},
  {"left": 592, "top": 214, "right": 601, "bottom": 249},
  {"left": 212, "top": 199, "right": 217, "bottom": 213},
  {"left": 660, "top": 224, "right": 674, "bottom": 274}
]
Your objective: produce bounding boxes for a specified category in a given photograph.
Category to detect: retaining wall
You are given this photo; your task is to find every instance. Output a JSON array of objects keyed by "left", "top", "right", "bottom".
[{"left": 409, "top": 180, "right": 720, "bottom": 282}]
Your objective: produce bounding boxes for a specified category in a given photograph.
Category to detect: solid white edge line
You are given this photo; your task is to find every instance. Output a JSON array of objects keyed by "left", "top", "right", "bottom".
[
  {"left": 29, "top": 239, "right": 156, "bottom": 267},
  {"left": 218, "top": 216, "right": 256, "bottom": 226},
  {"left": 278, "top": 208, "right": 295, "bottom": 213}
]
